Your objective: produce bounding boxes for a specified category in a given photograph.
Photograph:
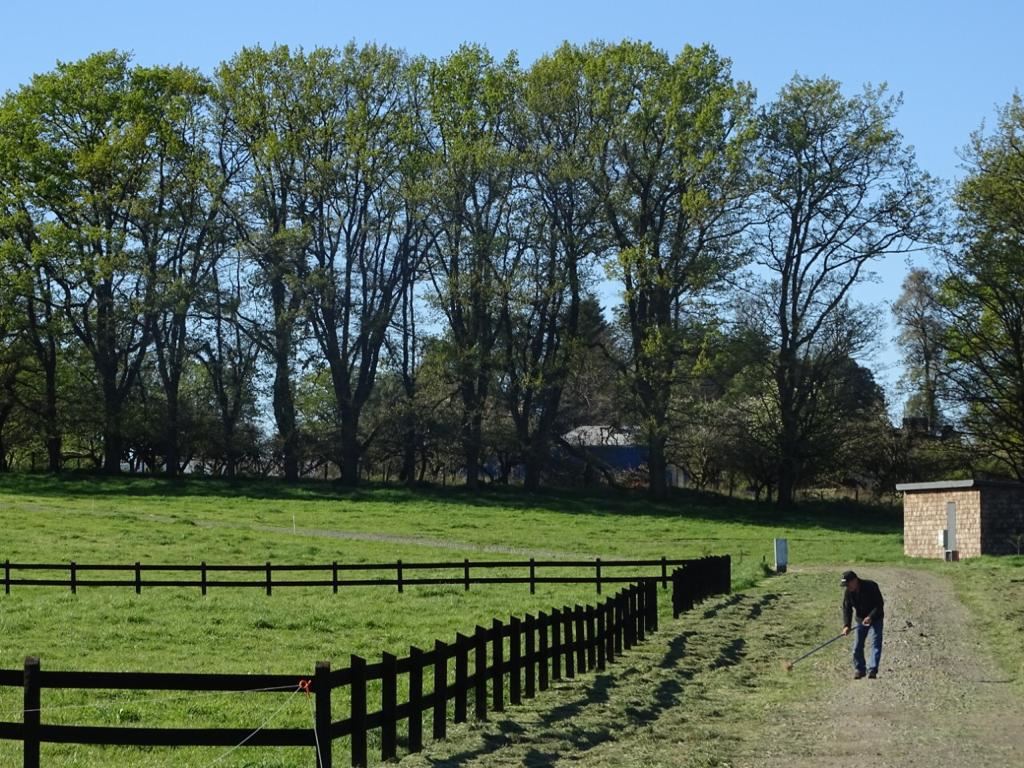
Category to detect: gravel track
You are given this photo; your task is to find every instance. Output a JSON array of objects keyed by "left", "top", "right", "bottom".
[{"left": 750, "top": 567, "right": 1024, "bottom": 768}]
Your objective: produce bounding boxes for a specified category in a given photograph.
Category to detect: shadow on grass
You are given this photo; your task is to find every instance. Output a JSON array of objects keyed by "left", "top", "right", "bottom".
[
  {"left": 0, "top": 471, "right": 901, "bottom": 536},
  {"left": 421, "top": 598, "right": 753, "bottom": 767}
]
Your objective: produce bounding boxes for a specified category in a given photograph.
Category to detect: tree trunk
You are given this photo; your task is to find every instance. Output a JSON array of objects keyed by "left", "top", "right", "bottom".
[
  {"left": 460, "top": 382, "right": 485, "bottom": 490},
  {"left": 103, "top": 430, "right": 123, "bottom": 475},
  {"left": 462, "top": 415, "right": 482, "bottom": 491},
  {"left": 42, "top": 355, "right": 61, "bottom": 473},
  {"left": 273, "top": 359, "right": 299, "bottom": 482},
  {"left": 339, "top": 410, "right": 360, "bottom": 486},
  {"left": 523, "top": 442, "right": 545, "bottom": 492},
  {"left": 400, "top": 416, "right": 417, "bottom": 487},
  {"left": 776, "top": 459, "right": 797, "bottom": 508},
  {"left": 0, "top": 404, "right": 11, "bottom": 472},
  {"left": 100, "top": 371, "right": 123, "bottom": 475},
  {"left": 164, "top": 387, "right": 180, "bottom": 478},
  {"left": 647, "top": 431, "right": 669, "bottom": 502}
]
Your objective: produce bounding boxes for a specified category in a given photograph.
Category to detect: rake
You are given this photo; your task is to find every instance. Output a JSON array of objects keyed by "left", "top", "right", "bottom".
[{"left": 782, "top": 631, "right": 846, "bottom": 672}]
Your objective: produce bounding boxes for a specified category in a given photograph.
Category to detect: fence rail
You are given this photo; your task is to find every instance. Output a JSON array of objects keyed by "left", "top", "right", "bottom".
[
  {"left": 1, "top": 557, "right": 693, "bottom": 596},
  {"left": 0, "top": 555, "right": 731, "bottom": 767}
]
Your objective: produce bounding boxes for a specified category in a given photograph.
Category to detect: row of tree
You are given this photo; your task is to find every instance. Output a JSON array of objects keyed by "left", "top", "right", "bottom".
[{"left": 0, "top": 40, "right": 1016, "bottom": 504}]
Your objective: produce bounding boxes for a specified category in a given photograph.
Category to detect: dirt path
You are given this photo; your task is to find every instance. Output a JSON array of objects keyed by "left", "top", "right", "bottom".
[
  {"left": 751, "top": 567, "right": 1024, "bottom": 768},
  {"left": 399, "top": 567, "right": 1024, "bottom": 768}
]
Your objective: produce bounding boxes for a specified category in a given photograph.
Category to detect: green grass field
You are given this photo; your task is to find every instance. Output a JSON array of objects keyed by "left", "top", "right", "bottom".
[{"left": 0, "top": 474, "right": 907, "bottom": 766}]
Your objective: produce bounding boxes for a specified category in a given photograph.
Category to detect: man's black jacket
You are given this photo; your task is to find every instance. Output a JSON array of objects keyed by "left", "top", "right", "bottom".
[{"left": 842, "top": 579, "right": 885, "bottom": 627}]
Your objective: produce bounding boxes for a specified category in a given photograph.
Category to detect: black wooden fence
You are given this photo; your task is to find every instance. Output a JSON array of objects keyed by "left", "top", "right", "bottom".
[
  {"left": 1, "top": 557, "right": 693, "bottom": 595},
  {"left": 0, "top": 555, "right": 731, "bottom": 767}
]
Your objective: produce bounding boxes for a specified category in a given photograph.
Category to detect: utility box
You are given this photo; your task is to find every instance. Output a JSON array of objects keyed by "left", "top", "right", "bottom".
[
  {"left": 774, "top": 538, "right": 788, "bottom": 573},
  {"left": 944, "top": 550, "right": 960, "bottom": 562}
]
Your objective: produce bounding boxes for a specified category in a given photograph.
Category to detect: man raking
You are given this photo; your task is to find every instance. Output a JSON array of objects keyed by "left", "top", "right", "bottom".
[{"left": 841, "top": 570, "right": 884, "bottom": 679}]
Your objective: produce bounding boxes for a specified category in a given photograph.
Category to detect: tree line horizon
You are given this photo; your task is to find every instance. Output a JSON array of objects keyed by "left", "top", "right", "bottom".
[{"left": 1, "top": 40, "right": 1021, "bottom": 505}]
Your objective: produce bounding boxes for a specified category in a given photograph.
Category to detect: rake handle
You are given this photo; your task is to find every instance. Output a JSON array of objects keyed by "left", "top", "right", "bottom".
[{"left": 789, "top": 631, "right": 846, "bottom": 667}]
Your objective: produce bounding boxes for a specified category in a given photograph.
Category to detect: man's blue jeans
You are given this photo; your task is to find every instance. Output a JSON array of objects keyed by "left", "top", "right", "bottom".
[{"left": 852, "top": 618, "right": 883, "bottom": 673}]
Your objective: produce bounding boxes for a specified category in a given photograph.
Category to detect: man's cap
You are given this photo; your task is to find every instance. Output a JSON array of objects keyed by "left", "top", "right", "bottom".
[{"left": 840, "top": 570, "right": 858, "bottom": 585}]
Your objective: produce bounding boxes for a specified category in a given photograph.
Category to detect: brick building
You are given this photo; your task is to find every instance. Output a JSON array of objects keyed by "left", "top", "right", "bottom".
[{"left": 896, "top": 479, "right": 1024, "bottom": 559}]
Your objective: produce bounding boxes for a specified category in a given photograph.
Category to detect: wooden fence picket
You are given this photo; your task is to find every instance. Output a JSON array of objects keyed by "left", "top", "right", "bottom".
[
  {"left": 314, "top": 661, "right": 332, "bottom": 768},
  {"left": 538, "top": 612, "right": 549, "bottom": 691},
  {"left": 381, "top": 653, "right": 398, "bottom": 761},
  {"left": 491, "top": 619, "right": 504, "bottom": 712},
  {"left": 408, "top": 646, "right": 424, "bottom": 753},
  {"left": 474, "top": 626, "right": 487, "bottom": 721},
  {"left": 432, "top": 639, "right": 447, "bottom": 740},
  {"left": 509, "top": 616, "right": 522, "bottom": 704},
  {"left": 524, "top": 614, "right": 536, "bottom": 699},
  {"left": 350, "top": 655, "right": 367, "bottom": 768},
  {"left": 454, "top": 633, "right": 469, "bottom": 723}
]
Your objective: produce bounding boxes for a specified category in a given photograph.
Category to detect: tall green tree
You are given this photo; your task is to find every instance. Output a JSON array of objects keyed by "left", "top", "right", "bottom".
[
  {"left": 0, "top": 52, "right": 209, "bottom": 473},
  {"left": 297, "top": 44, "right": 430, "bottom": 485},
  {"left": 589, "top": 41, "right": 756, "bottom": 500},
  {"left": 195, "top": 260, "right": 262, "bottom": 479},
  {"left": 135, "top": 67, "right": 234, "bottom": 477},
  {"left": 214, "top": 46, "right": 310, "bottom": 481},
  {"left": 0, "top": 180, "right": 64, "bottom": 470},
  {"left": 746, "top": 76, "right": 937, "bottom": 506},
  {"left": 497, "top": 43, "right": 605, "bottom": 490},
  {"left": 423, "top": 45, "right": 524, "bottom": 490},
  {"left": 940, "top": 95, "right": 1024, "bottom": 477},
  {"left": 893, "top": 267, "right": 946, "bottom": 431}
]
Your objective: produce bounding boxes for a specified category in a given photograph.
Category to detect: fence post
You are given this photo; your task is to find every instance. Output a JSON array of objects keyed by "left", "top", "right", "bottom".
[
  {"left": 573, "top": 605, "right": 586, "bottom": 673},
  {"left": 454, "top": 633, "right": 468, "bottom": 723},
  {"left": 661, "top": 556, "right": 668, "bottom": 589},
  {"left": 647, "top": 581, "right": 659, "bottom": 633},
  {"left": 4, "top": 559, "right": 9, "bottom": 594},
  {"left": 397, "top": 560, "right": 403, "bottom": 594},
  {"left": 432, "top": 640, "right": 447, "bottom": 740},
  {"left": 408, "top": 646, "right": 424, "bottom": 753},
  {"left": 595, "top": 557, "right": 601, "bottom": 595},
  {"left": 562, "top": 607, "right": 575, "bottom": 679},
  {"left": 604, "top": 597, "right": 615, "bottom": 664},
  {"left": 463, "top": 559, "right": 470, "bottom": 591},
  {"left": 381, "top": 652, "right": 397, "bottom": 761},
  {"left": 70, "top": 561, "right": 76, "bottom": 594},
  {"left": 620, "top": 592, "right": 632, "bottom": 651},
  {"left": 265, "top": 561, "right": 272, "bottom": 596},
  {"left": 474, "top": 626, "right": 487, "bottom": 721},
  {"left": 538, "top": 612, "right": 549, "bottom": 691},
  {"left": 524, "top": 614, "right": 536, "bottom": 699},
  {"left": 551, "top": 608, "right": 562, "bottom": 680},
  {"left": 636, "top": 586, "right": 646, "bottom": 642},
  {"left": 596, "top": 603, "right": 606, "bottom": 671},
  {"left": 529, "top": 558, "right": 536, "bottom": 595},
  {"left": 23, "top": 656, "right": 40, "bottom": 768},
  {"left": 134, "top": 562, "right": 142, "bottom": 595},
  {"left": 350, "top": 655, "right": 367, "bottom": 768},
  {"left": 314, "top": 661, "right": 332, "bottom": 768},
  {"left": 332, "top": 561, "right": 338, "bottom": 594},
  {"left": 201, "top": 561, "right": 207, "bottom": 596},
  {"left": 722, "top": 555, "right": 732, "bottom": 595},
  {"left": 585, "top": 605, "right": 597, "bottom": 669},
  {"left": 671, "top": 567, "right": 681, "bottom": 618},
  {"left": 509, "top": 616, "right": 522, "bottom": 704},
  {"left": 491, "top": 619, "right": 504, "bottom": 712}
]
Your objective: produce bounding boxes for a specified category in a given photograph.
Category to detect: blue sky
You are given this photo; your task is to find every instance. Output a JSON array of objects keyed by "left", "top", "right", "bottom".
[{"left": 2, "top": 0, "right": 1020, "bottom": 407}]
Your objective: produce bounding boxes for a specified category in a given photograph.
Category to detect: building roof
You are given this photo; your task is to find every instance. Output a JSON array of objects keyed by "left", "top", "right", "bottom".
[{"left": 895, "top": 479, "right": 1024, "bottom": 492}]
